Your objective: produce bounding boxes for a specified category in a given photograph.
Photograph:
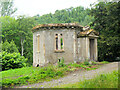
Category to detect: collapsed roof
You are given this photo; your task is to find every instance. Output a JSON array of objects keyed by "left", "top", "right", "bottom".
[
  {"left": 32, "top": 23, "right": 99, "bottom": 37},
  {"left": 32, "top": 23, "right": 83, "bottom": 31}
]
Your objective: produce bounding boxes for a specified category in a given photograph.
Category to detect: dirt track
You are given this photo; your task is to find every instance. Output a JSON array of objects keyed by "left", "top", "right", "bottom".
[{"left": 17, "top": 62, "right": 118, "bottom": 88}]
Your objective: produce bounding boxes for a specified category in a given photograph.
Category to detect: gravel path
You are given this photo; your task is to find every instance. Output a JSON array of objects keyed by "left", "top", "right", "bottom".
[{"left": 17, "top": 62, "right": 118, "bottom": 88}]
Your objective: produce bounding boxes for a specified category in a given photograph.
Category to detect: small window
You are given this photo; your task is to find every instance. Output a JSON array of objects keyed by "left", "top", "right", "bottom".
[
  {"left": 55, "top": 34, "right": 58, "bottom": 50},
  {"left": 37, "top": 34, "right": 40, "bottom": 52},
  {"left": 60, "top": 34, "right": 63, "bottom": 50},
  {"left": 61, "top": 38, "right": 63, "bottom": 49}
]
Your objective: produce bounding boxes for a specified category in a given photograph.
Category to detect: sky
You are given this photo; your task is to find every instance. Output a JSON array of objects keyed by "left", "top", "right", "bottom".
[{"left": 13, "top": 0, "right": 98, "bottom": 17}]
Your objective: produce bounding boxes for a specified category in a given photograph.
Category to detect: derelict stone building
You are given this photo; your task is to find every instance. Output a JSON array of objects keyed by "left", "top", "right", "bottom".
[{"left": 32, "top": 23, "right": 99, "bottom": 67}]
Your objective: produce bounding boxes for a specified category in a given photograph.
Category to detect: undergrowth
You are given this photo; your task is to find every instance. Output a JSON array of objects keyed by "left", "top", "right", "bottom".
[{"left": 1, "top": 61, "right": 108, "bottom": 88}]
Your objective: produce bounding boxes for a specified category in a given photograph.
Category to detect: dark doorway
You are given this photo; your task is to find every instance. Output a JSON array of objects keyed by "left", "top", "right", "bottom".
[
  {"left": 89, "top": 39, "right": 94, "bottom": 60},
  {"left": 37, "top": 64, "right": 39, "bottom": 67}
]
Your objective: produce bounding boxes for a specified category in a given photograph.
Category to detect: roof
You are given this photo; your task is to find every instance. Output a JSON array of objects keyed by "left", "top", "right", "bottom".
[
  {"left": 32, "top": 23, "right": 83, "bottom": 31},
  {"left": 77, "top": 29, "right": 99, "bottom": 37}
]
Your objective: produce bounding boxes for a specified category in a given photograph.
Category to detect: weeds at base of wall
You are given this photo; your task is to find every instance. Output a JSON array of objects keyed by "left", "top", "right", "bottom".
[{"left": 57, "top": 57, "right": 65, "bottom": 67}]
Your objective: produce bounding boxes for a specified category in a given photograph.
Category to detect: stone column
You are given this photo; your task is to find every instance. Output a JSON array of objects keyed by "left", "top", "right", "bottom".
[
  {"left": 73, "top": 32, "right": 76, "bottom": 63},
  {"left": 94, "top": 38, "right": 98, "bottom": 61},
  {"left": 86, "top": 37, "right": 90, "bottom": 60}
]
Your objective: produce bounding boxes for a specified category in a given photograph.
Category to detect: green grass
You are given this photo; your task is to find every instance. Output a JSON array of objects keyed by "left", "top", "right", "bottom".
[
  {"left": 1, "top": 65, "right": 66, "bottom": 88},
  {"left": 54, "top": 70, "right": 118, "bottom": 88},
  {"left": 99, "top": 61, "right": 109, "bottom": 64},
  {"left": 1, "top": 61, "right": 109, "bottom": 88}
]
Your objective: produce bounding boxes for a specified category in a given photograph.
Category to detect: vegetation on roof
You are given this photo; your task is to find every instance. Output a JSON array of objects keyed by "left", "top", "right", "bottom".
[{"left": 32, "top": 23, "right": 83, "bottom": 30}]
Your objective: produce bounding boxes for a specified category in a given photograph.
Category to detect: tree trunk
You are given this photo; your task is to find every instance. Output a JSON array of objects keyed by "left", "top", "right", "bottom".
[{"left": 21, "top": 39, "right": 24, "bottom": 56}]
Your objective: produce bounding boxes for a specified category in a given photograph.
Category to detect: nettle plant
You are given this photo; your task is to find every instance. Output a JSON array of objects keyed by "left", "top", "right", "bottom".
[
  {"left": 84, "top": 59, "right": 90, "bottom": 65},
  {"left": 57, "top": 57, "right": 65, "bottom": 67}
]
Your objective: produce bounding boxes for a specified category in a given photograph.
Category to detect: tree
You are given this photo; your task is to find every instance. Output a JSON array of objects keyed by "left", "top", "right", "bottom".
[
  {"left": 0, "top": 0, "right": 17, "bottom": 16},
  {"left": 90, "top": 2, "right": 120, "bottom": 61},
  {"left": 16, "top": 16, "right": 35, "bottom": 56},
  {"left": 33, "top": 6, "right": 94, "bottom": 26},
  {"left": 0, "top": 16, "right": 18, "bottom": 42},
  {"left": 2, "top": 40, "right": 19, "bottom": 53},
  {"left": 1, "top": 15, "right": 37, "bottom": 65},
  {"left": 16, "top": 16, "right": 37, "bottom": 65}
]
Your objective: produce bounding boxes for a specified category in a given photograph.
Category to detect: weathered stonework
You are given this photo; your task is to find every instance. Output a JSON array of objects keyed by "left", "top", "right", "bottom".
[{"left": 32, "top": 23, "right": 99, "bottom": 67}]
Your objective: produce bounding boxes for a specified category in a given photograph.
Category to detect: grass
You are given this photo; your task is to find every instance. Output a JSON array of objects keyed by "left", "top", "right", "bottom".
[
  {"left": 54, "top": 70, "right": 118, "bottom": 88},
  {"left": 1, "top": 61, "right": 109, "bottom": 88},
  {"left": 99, "top": 61, "right": 109, "bottom": 64},
  {"left": 1, "top": 65, "right": 64, "bottom": 88}
]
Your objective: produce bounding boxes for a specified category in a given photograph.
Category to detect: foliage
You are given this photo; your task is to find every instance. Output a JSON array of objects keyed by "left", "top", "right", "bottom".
[
  {"left": 0, "top": 16, "right": 37, "bottom": 65},
  {"left": 57, "top": 58, "right": 65, "bottom": 67},
  {"left": 99, "top": 61, "right": 109, "bottom": 64},
  {"left": 16, "top": 16, "right": 36, "bottom": 65},
  {"left": 68, "top": 63, "right": 81, "bottom": 68},
  {"left": 67, "top": 62, "right": 98, "bottom": 71},
  {"left": 0, "top": 16, "right": 18, "bottom": 42},
  {"left": 1, "top": 51, "right": 27, "bottom": 71},
  {"left": 1, "top": 65, "right": 64, "bottom": 87},
  {"left": 2, "top": 40, "right": 19, "bottom": 53},
  {"left": 0, "top": 61, "right": 103, "bottom": 87},
  {"left": 84, "top": 59, "right": 90, "bottom": 65},
  {"left": 91, "top": 61, "right": 97, "bottom": 65},
  {"left": 34, "top": 6, "right": 94, "bottom": 26},
  {"left": 0, "top": 0, "right": 17, "bottom": 16},
  {"left": 90, "top": 2, "right": 120, "bottom": 61},
  {"left": 54, "top": 70, "right": 118, "bottom": 88}
]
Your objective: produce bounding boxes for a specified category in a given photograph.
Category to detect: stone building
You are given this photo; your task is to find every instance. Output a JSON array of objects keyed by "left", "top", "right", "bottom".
[{"left": 32, "top": 23, "right": 99, "bottom": 67}]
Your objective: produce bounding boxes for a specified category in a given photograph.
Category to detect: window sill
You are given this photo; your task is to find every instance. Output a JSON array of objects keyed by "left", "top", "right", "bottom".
[
  {"left": 54, "top": 50, "right": 65, "bottom": 53},
  {"left": 37, "top": 51, "right": 40, "bottom": 53}
]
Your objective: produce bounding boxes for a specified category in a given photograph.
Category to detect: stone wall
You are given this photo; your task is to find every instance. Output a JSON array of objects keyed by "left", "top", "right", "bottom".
[
  {"left": 33, "top": 29, "right": 77, "bottom": 66},
  {"left": 33, "top": 27, "right": 98, "bottom": 67}
]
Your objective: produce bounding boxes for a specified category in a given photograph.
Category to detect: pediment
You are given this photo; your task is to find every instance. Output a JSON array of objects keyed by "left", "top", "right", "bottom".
[
  {"left": 77, "top": 29, "right": 99, "bottom": 38},
  {"left": 88, "top": 32, "right": 99, "bottom": 37}
]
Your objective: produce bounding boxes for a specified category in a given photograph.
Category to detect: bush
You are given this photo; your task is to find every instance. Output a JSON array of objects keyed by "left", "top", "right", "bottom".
[
  {"left": 1, "top": 51, "right": 27, "bottom": 71},
  {"left": 2, "top": 40, "right": 19, "bottom": 53}
]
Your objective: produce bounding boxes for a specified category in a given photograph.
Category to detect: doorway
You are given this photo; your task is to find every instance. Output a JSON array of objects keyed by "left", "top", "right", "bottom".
[{"left": 89, "top": 39, "right": 94, "bottom": 60}]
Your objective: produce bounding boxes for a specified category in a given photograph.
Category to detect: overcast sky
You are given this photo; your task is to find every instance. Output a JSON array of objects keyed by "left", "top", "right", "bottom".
[{"left": 14, "top": 0, "right": 98, "bottom": 17}]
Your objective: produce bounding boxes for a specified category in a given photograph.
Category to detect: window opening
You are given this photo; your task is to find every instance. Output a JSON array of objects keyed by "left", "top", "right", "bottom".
[
  {"left": 55, "top": 34, "right": 58, "bottom": 50},
  {"left": 37, "top": 64, "right": 39, "bottom": 67},
  {"left": 89, "top": 39, "right": 94, "bottom": 60},
  {"left": 37, "top": 34, "right": 40, "bottom": 52},
  {"left": 59, "top": 59, "right": 61, "bottom": 62},
  {"left": 55, "top": 33, "right": 64, "bottom": 51},
  {"left": 60, "top": 34, "right": 63, "bottom": 50},
  {"left": 61, "top": 38, "right": 63, "bottom": 49}
]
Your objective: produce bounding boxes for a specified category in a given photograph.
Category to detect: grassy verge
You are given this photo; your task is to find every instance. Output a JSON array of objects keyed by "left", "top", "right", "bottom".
[
  {"left": 99, "top": 61, "right": 109, "bottom": 64},
  {"left": 1, "top": 61, "right": 109, "bottom": 88},
  {"left": 54, "top": 70, "right": 118, "bottom": 88}
]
